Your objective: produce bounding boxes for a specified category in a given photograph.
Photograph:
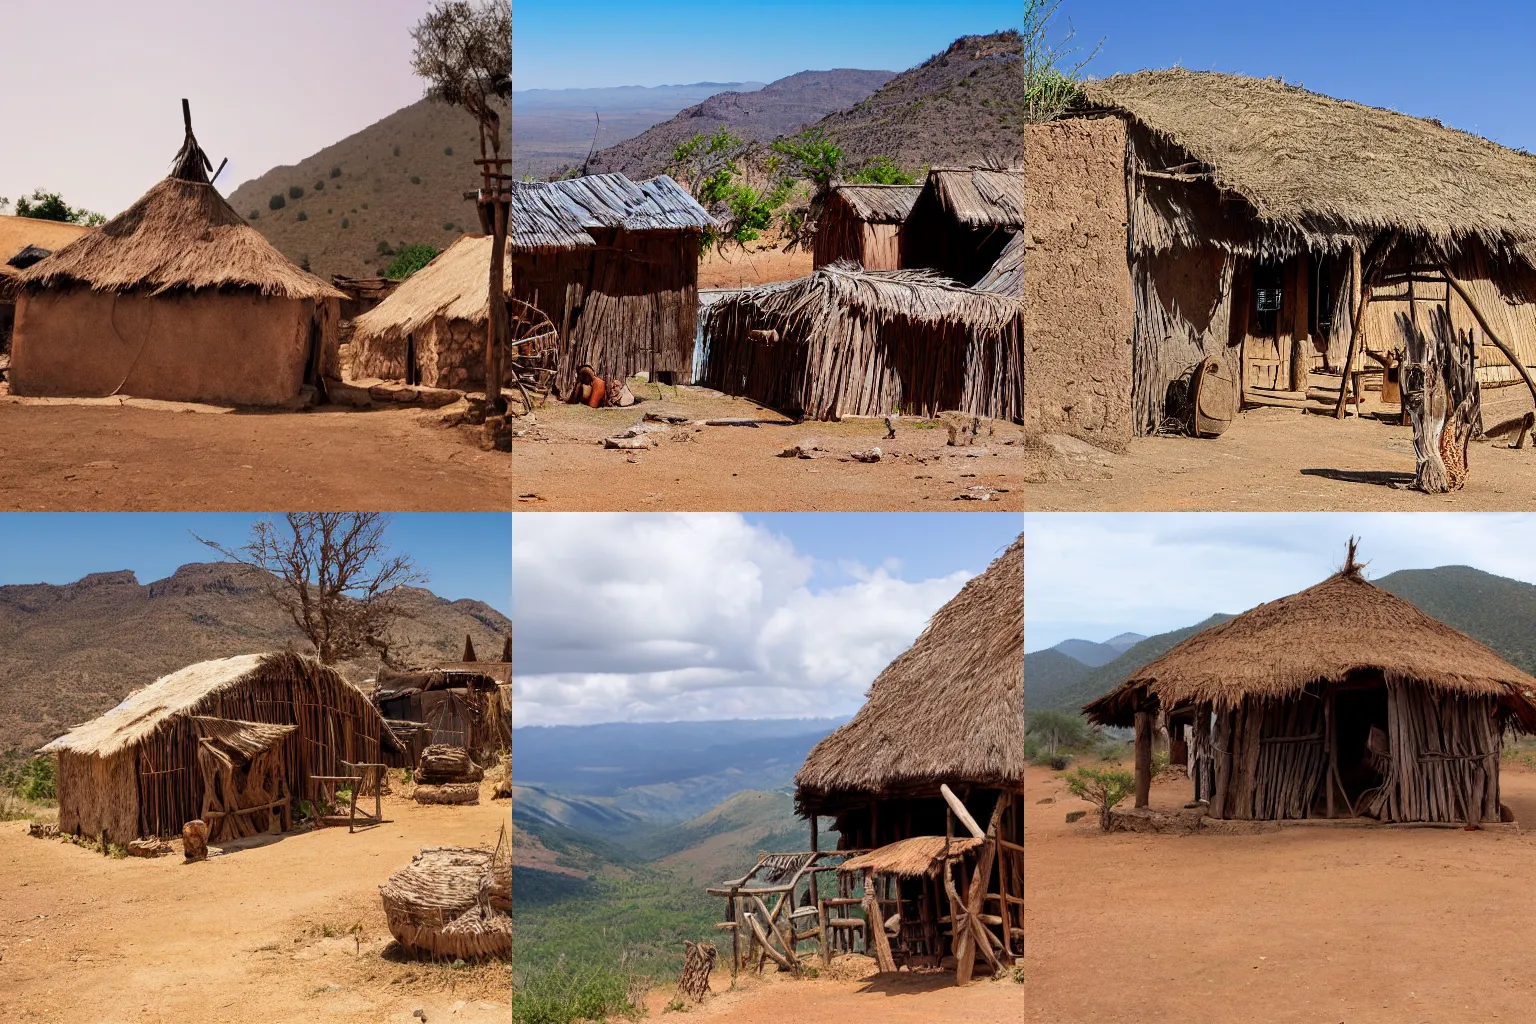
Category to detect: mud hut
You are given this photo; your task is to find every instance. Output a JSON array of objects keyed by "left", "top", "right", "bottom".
[
  {"left": 901, "top": 169, "right": 1024, "bottom": 287},
  {"left": 38, "top": 652, "right": 395, "bottom": 843},
  {"left": 698, "top": 262, "right": 1023, "bottom": 421},
  {"left": 349, "top": 235, "right": 513, "bottom": 390},
  {"left": 0, "top": 216, "right": 93, "bottom": 349},
  {"left": 813, "top": 184, "right": 922, "bottom": 271},
  {"left": 10, "top": 104, "right": 344, "bottom": 406},
  {"left": 374, "top": 657, "right": 512, "bottom": 766},
  {"left": 1084, "top": 546, "right": 1536, "bottom": 823},
  {"left": 792, "top": 535, "right": 1023, "bottom": 978},
  {"left": 509, "top": 173, "right": 715, "bottom": 392},
  {"left": 1029, "top": 71, "right": 1536, "bottom": 443}
]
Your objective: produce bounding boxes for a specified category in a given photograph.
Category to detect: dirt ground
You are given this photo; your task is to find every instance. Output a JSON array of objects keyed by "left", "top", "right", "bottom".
[
  {"left": 0, "top": 793, "right": 510, "bottom": 1023},
  {"left": 514, "top": 385, "right": 1024, "bottom": 511},
  {"left": 1025, "top": 762, "right": 1536, "bottom": 1023},
  {"left": 1024, "top": 407, "right": 1536, "bottom": 510},
  {"left": 641, "top": 961, "right": 1023, "bottom": 1023},
  {"left": 0, "top": 397, "right": 508, "bottom": 510},
  {"left": 698, "top": 245, "right": 812, "bottom": 288}
]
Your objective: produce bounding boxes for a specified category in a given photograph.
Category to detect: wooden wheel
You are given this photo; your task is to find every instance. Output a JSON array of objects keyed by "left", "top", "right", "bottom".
[{"left": 506, "top": 298, "right": 558, "bottom": 414}]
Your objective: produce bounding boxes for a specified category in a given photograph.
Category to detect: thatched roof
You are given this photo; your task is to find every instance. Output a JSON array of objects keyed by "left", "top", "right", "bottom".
[
  {"left": 974, "top": 231, "right": 1023, "bottom": 296},
  {"left": 0, "top": 216, "right": 92, "bottom": 265},
  {"left": 724, "top": 261, "right": 1022, "bottom": 334},
  {"left": 1084, "top": 557, "right": 1536, "bottom": 729},
  {"left": 924, "top": 168, "right": 1026, "bottom": 228},
  {"left": 837, "top": 835, "right": 984, "bottom": 877},
  {"left": 795, "top": 536, "right": 1023, "bottom": 812},
  {"left": 190, "top": 716, "right": 296, "bottom": 758},
  {"left": 830, "top": 184, "right": 923, "bottom": 224},
  {"left": 352, "top": 235, "right": 508, "bottom": 343},
  {"left": 510, "top": 173, "right": 715, "bottom": 250},
  {"left": 1080, "top": 70, "right": 1536, "bottom": 256},
  {"left": 39, "top": 653, "right": 367, "bottom": 757},
  {"left": 16, "top": 119, "right": 343, "bottom": 301}
]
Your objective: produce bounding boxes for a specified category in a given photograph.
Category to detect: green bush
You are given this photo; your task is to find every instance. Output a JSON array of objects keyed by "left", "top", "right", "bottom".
[
  {"left": 288, "top": 184, "right": 304, "bottom": 200},
  {"left": 1063, "top": 766, "right": 1135, "bottom": 830},
  {"left": 444, "top": 146, "right": 454, "bottom": 156},
  {"left": 393, "top": 145, "right": 402, "bottom": 157},
  {"left": 248, "top": 210, "right": 260, "bottom": 219},
  {"left": 442, "top": 221, "right": 456, "bottom": 231},
  {"left": 512, "top": 962, "right": 636, "bottom": 1024},
  {"left": 846, "top": 156, "right": 915, "bottom": 185},
  {"left": 340, "top": 218, "right": 350, "bottom": 229},
  {"left": 268, "top": 193, "right": 286, "bottom": 210},
  {"left": 410, "top": 175, "right": 422, "bottom": 185},
  {"left": 330, "top": 166, "right": 341, "bottom": 178},
  {"left": 1049, "top": 754, "right": 1072, "bottom": 771},
  {"left": 297, "top": 211, "right": 308, "bottom": 221},
  {"left": 314, "top": 180, "right": 325, "bottom": 191},
  {"left": 385, "top": 244, "right": 439, "bottom": 280},
  {"left": 1025, "top": 709, "right": 1087, "bottom": 756}
]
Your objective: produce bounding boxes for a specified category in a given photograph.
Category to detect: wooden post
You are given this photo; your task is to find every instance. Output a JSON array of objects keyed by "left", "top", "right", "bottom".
[
  {"left": 952, "top": 800, "right": 1006, "bottom": 985},
  {"left": 940, "top": 784, "right": 986, "bottom": 839},
  {"left": 810, "top": 815, "right": 818, "bottom": 853},
  {"left": 861, "top": 869, "right": 896, "bottom": 973},
  {"left": 1325, "top": 688, "right": 1336, "bottom": 819},
  {"left": 1134, "top": 710, "right": 1153, "bottom": 809},
  {"left": 1291, "top": 253, "right": 1310, "bottom": 392},
  {"left": 486, "top": 196, "right": 508, "bottom": 409}
]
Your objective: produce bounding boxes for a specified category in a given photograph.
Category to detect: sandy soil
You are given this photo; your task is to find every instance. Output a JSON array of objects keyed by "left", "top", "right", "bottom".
[
  {"left": 514, "top": 385, "right": 1024, "bottom": 511},
  {"left": 1024, "top": 407, "right": 1536, "bottom": 511},
  {"left": 1024, "top": 762, "right": 1536, "bottom": 1023},
  {"left": 0, "top": 794, "right": 511, "bottom": 1023},
  {"left": 0, "top": 398, "right": 508, "bottom": 511},
  {"left": 642, "top": 962, "right": 1023, "bottom": 1023},
  {"left": 698, "top": 246, "right": 812, "bottom": 288}
]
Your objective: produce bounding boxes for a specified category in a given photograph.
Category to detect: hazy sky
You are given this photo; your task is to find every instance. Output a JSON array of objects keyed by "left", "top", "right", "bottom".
[
  {"left": 0, "top": 513, "right": 511, "bottom": 616},
  {"left": 511, "top": 0, "right": 1021, "bottom": 91},
  {"left": 1072, "top": 0, "right": 1536, "bottom": 153},
  {"left": 512, "top": 512, "right": 1020, "bottom": 725},
  {"left": 1025, "top": 513, "right": 1536, "bottom": 652},
  {"left": 6, "top": 0, "right": 433, "bottom": 216}
]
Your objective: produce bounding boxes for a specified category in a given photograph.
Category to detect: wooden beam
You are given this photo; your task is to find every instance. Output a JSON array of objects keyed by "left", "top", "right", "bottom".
[
  {"left": 1291, "top": 253, "right": 1310, "bottom": 392},
  {"left": 1336, "top": 234, "right": 1398, "bottom": 418},
  {"left": 940, "top": 784, "right": 985, "bottom": 840},
  {"left": 952, "top": 800, "right": 1007, "bottom": 985},
  {"left": 1441, "top": 263, "right": 1536, "bottom": 407},
  {"left": 743, "top": 912, "right": 794, "bottom": 971},
  {"left": 862, "top": 869, "right": 897, "bottom": 972},
  {"left": 1134, "top": 710, "right": 1153, "bottom": 809}
]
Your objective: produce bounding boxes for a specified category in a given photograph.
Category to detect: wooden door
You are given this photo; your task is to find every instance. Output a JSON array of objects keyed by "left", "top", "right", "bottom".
[{"left": 1244, "top": 260, "right": 1287, "bottom": 390}]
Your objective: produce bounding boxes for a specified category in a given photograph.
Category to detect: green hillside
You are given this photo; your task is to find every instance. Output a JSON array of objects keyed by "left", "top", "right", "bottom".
[
  {"left": 1023, "top": 648, "right": 1093, "bottom": 709},
  {"left": 1030, "top": 614, "right": 1235, "bottom": 714}
]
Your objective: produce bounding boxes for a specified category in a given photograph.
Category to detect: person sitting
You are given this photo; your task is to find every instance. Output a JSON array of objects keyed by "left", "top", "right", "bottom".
[{"left": 566, "top": 364, "right": 607, "bottom": 408}]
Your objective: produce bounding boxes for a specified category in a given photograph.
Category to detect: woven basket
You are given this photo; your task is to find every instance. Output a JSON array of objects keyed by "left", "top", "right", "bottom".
[
  {"left": 412, "top": 782, "right": 481, "bottom": 805},
  {"left": 379, "top": 840, "right": 511, "bottom": 960}
]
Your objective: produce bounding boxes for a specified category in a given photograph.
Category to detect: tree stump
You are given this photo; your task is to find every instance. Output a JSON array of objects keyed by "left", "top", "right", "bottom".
[
  {"left": 183, "top": 819, "right": 210, "bottom": 862},
  {"left": 1399, "top": 307, "right": 1480, "bottom": 493},
  {"left": 675, "top": 940, "right": 717, "bottom": 1004}
]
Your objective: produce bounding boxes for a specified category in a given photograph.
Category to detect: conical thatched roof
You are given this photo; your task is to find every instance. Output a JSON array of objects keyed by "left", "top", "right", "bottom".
[
  {"left": 795, "top": 535, "right": 1023, "bottom": 813},
  {"left": 1079, "top": 70, "right": 1536, "bottom": 256},
  {"left": 352, "top": 235, "right": 509, "bottom": 344},
  {"left": 17, "top": 115, "right": 342, "bottom": 301},
  {"left": 1084, "top": 555, "right": 1536, "bottom": 729}
]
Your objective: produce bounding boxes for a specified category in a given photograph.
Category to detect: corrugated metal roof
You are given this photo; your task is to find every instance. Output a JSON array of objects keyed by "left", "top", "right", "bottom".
[{"left": 510, "top": 173, "right": 716, "bottom": 251}]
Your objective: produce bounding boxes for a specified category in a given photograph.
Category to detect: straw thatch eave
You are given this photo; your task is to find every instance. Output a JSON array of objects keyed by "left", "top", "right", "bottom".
[
  {"left": 352, "top": 235, "right": 510, "bottom": 345},
  {"left": 923, "top": 168, "right": 1026, "bottom": 229},
  {"left": 1078, "top": 70, "right": 1536, "bottom": 261},
  {"left": 1083, "top": 566, "right": 1536, "bottom": 729},
  {"left": 830, "top": 184, "right": 923, "bottom": 224},
  {"left": 795, "top": 536, "right": 1023, "bottom": 814},
  {"left": 727, "top": 261, "right": 1022, "bottom": 334},
  {"left": 837, "top": 835, "right": 984, "bottom": 878},
  {"left": 974, "top": 231, "right": 1023, "bottom": 296}
]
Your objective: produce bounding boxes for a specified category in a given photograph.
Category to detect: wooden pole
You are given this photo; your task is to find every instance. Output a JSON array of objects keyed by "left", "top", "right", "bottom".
[
  {"left": 952, "top": 799, "right": 1006, "bottom": 985},
  {"left": 861, "top": 869, "right": 897, "bottom": 972},
  {"left": 1134, "top": 710, "right": 1153, "bottom": 809},
  {"left": 1335, "top": 245, "right": 1371, "bottom": 418},
  {"left": 1441, "top": 264, "right": 1536, "bottom": 407},
  {"left": 1325, "top": 688, "right": 1336, "bottom": 819},
  {"left": 486, "top": 197, "right": 508, "bottom": 409},
  {"left": 940, "top": 784, "right": 985, "bottom": 840},
  {"left": 1291, "top": 253, "right": 1310, "bottom": 392}
]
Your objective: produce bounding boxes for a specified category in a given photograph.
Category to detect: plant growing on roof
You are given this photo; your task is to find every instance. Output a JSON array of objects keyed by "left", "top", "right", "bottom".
[
  {"left": 1023, "top": 0, "right": 1102, "bottom": 123},
  {"left": 1063, "top": 766, "right": 1134, "bottom": 830},
  {"left": 194, "top": 513, "right": 428, "bottom": 665},
  {"left": 385, "top": 243, "right": 440, "bottom": 280}
]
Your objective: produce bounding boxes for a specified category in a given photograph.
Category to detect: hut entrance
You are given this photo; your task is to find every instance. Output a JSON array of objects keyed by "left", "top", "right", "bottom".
[
  {"left": 303, "top": 315, "right": 322, "bottom": 387},
  {"left": 192, "top": 716, "right": 295, "bottom": 843},
  {"left": 1330, "top": 684, "right": 1390, "bottom": 814},
  {"left": 405, "top": 334, "right": 421, "bottom": 386}
]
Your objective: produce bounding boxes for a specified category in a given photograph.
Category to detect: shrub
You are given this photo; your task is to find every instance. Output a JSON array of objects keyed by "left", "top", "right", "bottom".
[
  {"left": 847, "top": 156, "right": 916, "bottom": 185},
  {"left": 376, "top": 241, "right": 394, "bottom": 255},
  {"left": 288, "top": 184, "right": 304, "bottom": 200},
  {"left": 1025, "top": 709, "right": 1087, "bottom": 756},
  {"left": 248, "top": 210, "right": 260, "bottom": 219},
  {"left": 340, "top": 218, "right": 350, "bottom": 229},
  {"left": 442, "top": 221, "right": 456, "bottom": 231},
  {"left": 268, "top": 193, "right": 286, "bottom": 210},
  {"left": 314, "top": 180, "right": 325, "bottom": 191},
  {"left": 330, "top": 166, "right": 341, "bottom": 178},
  {"left": 411, "top": 175, "right": 422, "bottom": 185},
  {"left": 393, "top": 145, "right": 401, "bottom": 157},
  {"left": 444, "top": 146, "right": 453, "bottom": 156},
  {"left": 385, "top": 244, "right": 440, "bottom": 280},
  {"left": 299, "top": 254, "right": 311, "bottom": 271},
  {"left": 297, "top": 211, "right": 308, "bottom": 221},
  {"left": 1063, "top": 766, "right": 1135, "bottom": 830},
  {"left": 1049, "top": 754, "right": 1072, "bottom": 771}
]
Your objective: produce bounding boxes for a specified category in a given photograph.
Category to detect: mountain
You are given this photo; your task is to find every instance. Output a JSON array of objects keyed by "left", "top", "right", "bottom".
[
  {"left": 0, "top": 562, "right": 511, "bottom": 752},
  {"left": 1027, "top": 615, "right": 1236, "bottom": 715},
  {"left": 584, "top": 70, "right": 897, "bottom": 180},
  {"left": 227, "top": 96, "right": 509, "bottom": 282},
  {"left": 513, "top": 82, "right": 766, "bottom": 179},
  {"left": 1024, "top": 648, "right": 1093, "bottom": 708},
  {"left": 1051, "top": 633, "right": 1146, "bottom": 667},
  {"left": 808, "top": 31, "right": 1024, "bottom": 173}
]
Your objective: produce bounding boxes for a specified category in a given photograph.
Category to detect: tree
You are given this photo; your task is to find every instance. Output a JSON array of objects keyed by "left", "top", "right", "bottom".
[
  {"left": 1063, "top": 766, "right": 1134, "bottom": 830},
  {"left": 411, "top": 0, "right": 511, "bottom": 409},
  {"left": 15, "top": 188, "right": 105, "bottom": 225},
  {"left": 196, "top": 513, "right": 427, "bottom": 664},
  {"left": 0, "top": 197, "right": 10, "bottom": 215},
  {"left": 1026, "top": 708, "right": 1087, "bottom": 756},
  {"left": 845, "top": 157, "right": 916, "bottom": 186},
  {"left": 386, "top": 244, "right": 441, "bottom": 280}
]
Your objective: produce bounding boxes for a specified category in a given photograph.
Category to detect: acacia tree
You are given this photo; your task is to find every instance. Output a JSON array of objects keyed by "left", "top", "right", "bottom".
[
  {"left": 410, "top": 0, "right": 512, "bottom": 409},
  {"left": 198, "top": 513, "right": 427, "bottom": 664}
]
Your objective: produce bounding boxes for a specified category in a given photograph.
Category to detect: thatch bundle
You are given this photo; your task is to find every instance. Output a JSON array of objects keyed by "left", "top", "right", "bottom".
[
  {"left": 379, "top": 830, "right": 511, "bottom": 960},
  {"left": 417, "top": 744, "right": 483, "bottom": 784},
  {"left": 413, "top": 783, "right": 481, "bottom": 805},
  {"left": 1084, "top": 557, "right": 1536, "bottom": 729},
  {"left": 700, "top": 262, "right": 1023, "bottom": 421},
  {"left": 796, "top": 535, "right": 1023, "bottom": 815},
  {"left": 836, "top": 836, "right": 984, "bottom": 878}
]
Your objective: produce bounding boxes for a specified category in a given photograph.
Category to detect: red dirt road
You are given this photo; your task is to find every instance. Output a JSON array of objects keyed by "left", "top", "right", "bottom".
[
  {"left": 647, "top": 968, "right": 1024, "bottom": 1023},
  {"left": 1025, "top": 763, "right": 1536, "bottom": 1023},
  {"left": 0, "top": 399, "right": 508, "bottom": 511}
]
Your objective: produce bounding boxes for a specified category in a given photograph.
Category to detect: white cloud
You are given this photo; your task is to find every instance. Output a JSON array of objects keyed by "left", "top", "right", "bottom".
[
  {"left": 512, "top": 514, "right": 971, "bottom": 725},
  {"left": 1025, "top": 512, "right": 1536, "bottom": 650}
]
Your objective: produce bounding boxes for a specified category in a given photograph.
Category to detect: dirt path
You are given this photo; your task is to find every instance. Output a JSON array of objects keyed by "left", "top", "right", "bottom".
[
  {"left": 1025, "top": 763, "right": 1536, "bottom": 1023},
  {"left": 1024, "top": 407, "right": 1536, "bottom": 510},
  {"left": 514, "top": 387, "right": 1024, "bottom": 511},
  {"left": 0, "top": 399, "right": 508, "bottom": 511},
  {"left": 698, "top": 245, "right": 812, "bottom": 288},
  {"left": 0, "top": 795, "right": 510, "bottom": 1023},
  {"left": 643, "top": 967, "right": 1023, "bottom": 1023}
]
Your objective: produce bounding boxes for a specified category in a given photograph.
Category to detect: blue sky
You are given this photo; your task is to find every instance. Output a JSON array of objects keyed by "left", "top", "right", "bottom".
[
  {"left": 1025, "top": 513, "right": 1536, "bottom": 652},
  {"left": 512, "top": 0, "right": 1021, "bottom": 90},
  {"left": 0, "top": 514, "right": 510, "bottom": 616},
  {"left": 740, "top": 512, "right": 1021, "bottom": 588},
  {"left": 1067, "top": 0, "right": 1536, "bottom": 152}
]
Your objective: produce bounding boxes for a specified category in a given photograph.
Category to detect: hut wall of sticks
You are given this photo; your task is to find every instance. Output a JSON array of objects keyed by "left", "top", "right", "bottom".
[
  {"left": 349, "top": 235, "right": 516, "bottom": 390},
  {"left": 900, "top": 169, "right": 1025, "bottom": 288},
  {"left": 698, "top": 263, "right": 1023, "bottom": 422},
  {"left": 39, "top": 652, "right": 395, "bottom": 843},
  {"left": 510, "top": 173, "right": 715, "bottom": 394},
  {"left": 710, "top": 536, "right": 1022, "bottom": 983},
  {"left": 1084, "top": 544, "right": 1536, "bottom": 823},
  {"left": 1037, "top": 71, "right": 1536, "bottom": 440},
  {"left": 813, "top": 185, "right": 923, "bottom": 271},
  {"left": 9, "top": 103, "right": 344, "bottom": 407}
]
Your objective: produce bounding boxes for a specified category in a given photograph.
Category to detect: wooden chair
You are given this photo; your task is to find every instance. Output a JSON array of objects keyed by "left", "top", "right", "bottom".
[{"left": 312, "top": 761, "right": 387, "bottom": 833}]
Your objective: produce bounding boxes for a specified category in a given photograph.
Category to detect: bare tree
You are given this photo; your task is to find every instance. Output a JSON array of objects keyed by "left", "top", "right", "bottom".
[
  {"left": 197, "top": 513, "right": 428, "bottom": 664},
  {"left": 411, "top": 0, "right": 513, "bottom": 410}
]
